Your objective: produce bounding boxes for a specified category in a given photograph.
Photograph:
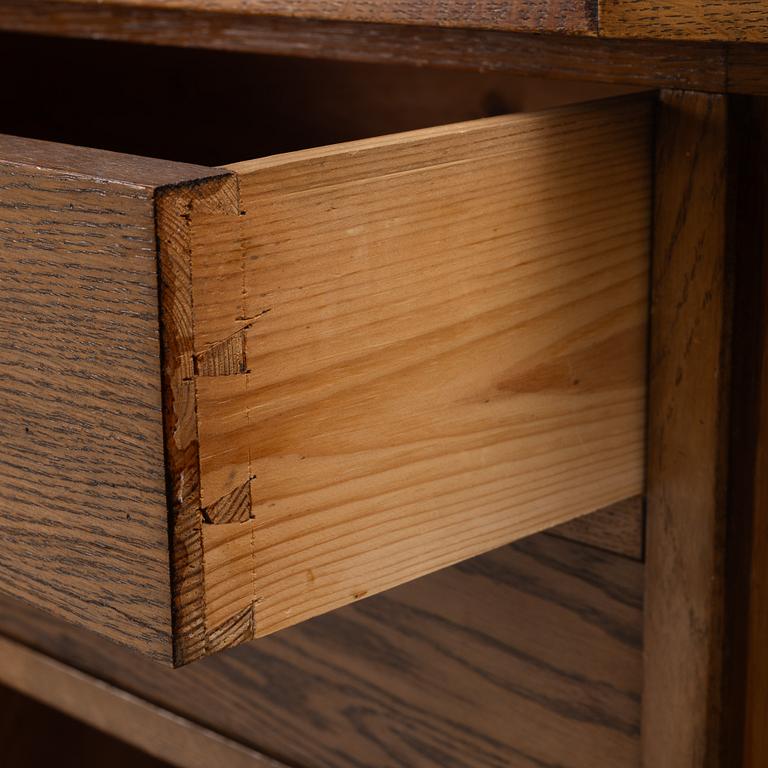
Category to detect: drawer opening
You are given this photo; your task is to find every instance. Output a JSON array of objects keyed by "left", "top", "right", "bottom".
[
  {"left": 0, "top": 30, "right": 640, "bottom": 166},
  {"left": 0, "top": 30, "right": 650, "bottom": 664}
]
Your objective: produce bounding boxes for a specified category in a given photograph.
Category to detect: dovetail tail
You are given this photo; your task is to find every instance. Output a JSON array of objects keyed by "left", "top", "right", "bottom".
[
  {"left": 205, "top": 605, "right": 253, "bottom": 654},
  {"left": 201, "top": 480, "right": 251, "bottom": 524},
  {"left": 195, "top": 329, "right": 246, "bottom": 376}
]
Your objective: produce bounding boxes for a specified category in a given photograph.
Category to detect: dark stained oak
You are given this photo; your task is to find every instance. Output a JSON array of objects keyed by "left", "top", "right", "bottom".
[
  {"left": 0, "top": 133, "right": 227, "bottom": 661},
  {"left": 0, "top": 534, "right": 644, "bottom": 768},
  {"left": 600, "top": 0, "right": 768, "bottom": 43},
  {"left": 7, "top": 1, "right": 768, "bottom": 95},
  {"left": 74, "top": 0, "right": 597, "bottom": 34},
  {"left": 644, "top": 90, "right": 733, "bottom": 768},
  {"left": 0, "top": 3, "right": 737, "bottom": 94}
]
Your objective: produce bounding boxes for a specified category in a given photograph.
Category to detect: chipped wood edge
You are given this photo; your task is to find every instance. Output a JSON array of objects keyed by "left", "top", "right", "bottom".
[{"left": 154, "top": 172, "right": 256, "bottom": 666}]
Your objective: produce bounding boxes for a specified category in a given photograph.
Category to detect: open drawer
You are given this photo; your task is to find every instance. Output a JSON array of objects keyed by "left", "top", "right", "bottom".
[{"left": 0, "top": 62, "right": 651, "bottom": 664}]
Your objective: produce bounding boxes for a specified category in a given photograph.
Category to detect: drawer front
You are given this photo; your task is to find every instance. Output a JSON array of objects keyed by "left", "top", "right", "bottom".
[
  {"left": 0, "top": 95, "right": 652, "bottom": 664},
  {"left": 0, "top": 136, "right": 230, "bottom": 662}
]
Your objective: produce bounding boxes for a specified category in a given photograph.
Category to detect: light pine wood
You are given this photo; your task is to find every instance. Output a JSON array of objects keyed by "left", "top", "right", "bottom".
[
  {"left": 53, "top": 0, "right": 598, "bottom": 34},
  {"left": 0, "top": 134, "right": 226, "bottom": 661},
  {"left": 551, "top": 496, "right": 644, "bottom": 559},
  {"left": 176, "top": 97, "right": 653, "bottom": 643},
  {"left": 0, "top": 531, "right": 644, "bottom": 768},
  {"left": 600, "top": 0, "right": 768, "bottom": 42},
  {"left": 643, "top": 90, "right": 731, "bottom": 768}
]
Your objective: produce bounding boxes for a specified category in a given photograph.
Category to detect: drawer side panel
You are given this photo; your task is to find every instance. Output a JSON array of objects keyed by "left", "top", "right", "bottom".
[{"left": 192, "top": 97, "right": 653, "bottom": 643}]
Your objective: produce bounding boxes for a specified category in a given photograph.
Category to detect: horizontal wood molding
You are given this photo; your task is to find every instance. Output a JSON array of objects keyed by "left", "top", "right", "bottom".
[
  {"left": 0, "top": 2, "right": 756, "bottom": 96},
  {"left": 0, "top": 531, "right": 644, "bottom": 768},
  {"left": 600, "top": 0, "right": 768, "bottom": 43},
  {"left": 0, "top": 635, "right": 285, "bottom": 768},
  {"left": 0, "top": 134, "right": 225, "bottom": 661},
  {"left": 53, "top": 0, "right": 598, "bottom": 34},
  {"left": 164, "top": 96, "right": 651, "bottom": 647},
  {"left": 22, "top": 0, "right": 768, "bottom": 42},
  {"left": 5, "top": 3, "right": 768, "bottom": 94}
]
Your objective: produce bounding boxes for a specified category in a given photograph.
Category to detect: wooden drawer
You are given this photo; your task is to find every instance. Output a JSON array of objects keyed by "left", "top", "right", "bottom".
[{"left": 0, "top": 93, "right": 651, "bottom": 665}]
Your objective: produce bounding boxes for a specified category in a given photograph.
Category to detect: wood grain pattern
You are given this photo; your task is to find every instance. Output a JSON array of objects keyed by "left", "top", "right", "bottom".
[
  {"left": 600, "top": 0, "right": 768, "bottom": 42},
  {"left": 643, "top": 91, "right": 730, "bottom": 768},
  {"left": 185, "top": 97, "right": 651, "bottom": 641},
  {"left": 0, "top": 532, "right": 644, "bottom": 768},
  {"left": 10, "top": 2, "right": 768, "bottom": 95},
  {"left": 53, "top": 0, "right": 598, "bottom": 34},
  {"left": 551, "top": 496, "right": 644, "bottom": 559},
  {"left": 0, "top": 134, "right": 221, "bottom": 661}
]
